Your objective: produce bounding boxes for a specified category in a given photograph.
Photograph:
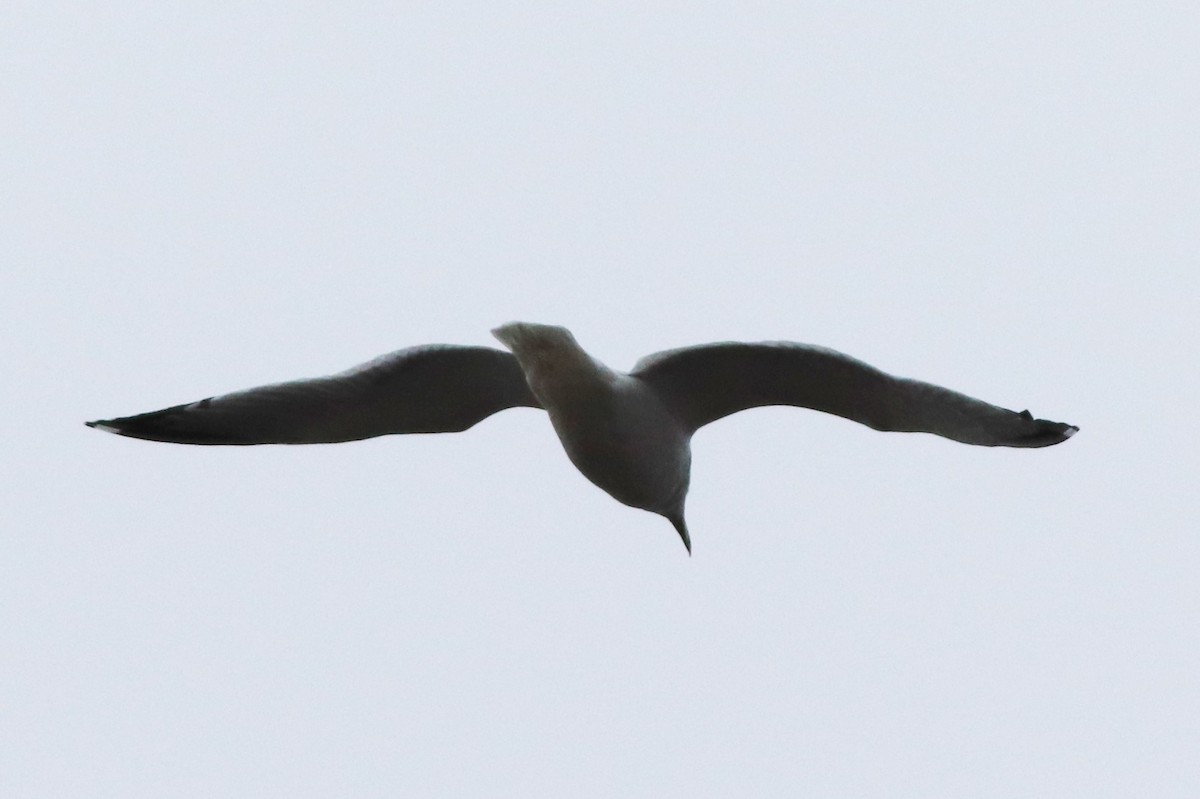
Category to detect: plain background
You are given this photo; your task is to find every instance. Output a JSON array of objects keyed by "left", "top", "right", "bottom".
[{"left": 3, "top": 3, "right": 1196, "bottom": 796}]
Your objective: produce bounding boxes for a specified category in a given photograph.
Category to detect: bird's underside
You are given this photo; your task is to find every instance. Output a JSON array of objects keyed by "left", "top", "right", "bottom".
[{"left": 87, "top": 323, "right": 1078, "bottom": 552}]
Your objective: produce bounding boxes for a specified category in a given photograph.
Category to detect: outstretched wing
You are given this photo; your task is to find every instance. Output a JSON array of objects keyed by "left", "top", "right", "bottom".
[
  {"left": 87, "top": 345, "right": 542, "bottom": 445},
  {"left": 632, "top": 342, "right": 1077, "bottom": 448}
]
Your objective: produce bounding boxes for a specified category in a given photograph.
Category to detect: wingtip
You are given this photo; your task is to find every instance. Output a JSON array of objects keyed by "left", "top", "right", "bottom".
[
  {"left": 1063, "top": 425, "right": 1079, "bottom": 438},
  {"left": 85, "top": 420, "right": 122, "bottom": 435}
]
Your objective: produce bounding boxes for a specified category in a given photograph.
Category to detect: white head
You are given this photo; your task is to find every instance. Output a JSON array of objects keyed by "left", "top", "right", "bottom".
[
  {"left": 491, "top": 321, "right": 572, "bottom": 350},
  {"left": 492, "top": 322, "right": 578, "bottom": 362},
  {"left": 491, "top": 322, "right": 606, "bottom": 387}
]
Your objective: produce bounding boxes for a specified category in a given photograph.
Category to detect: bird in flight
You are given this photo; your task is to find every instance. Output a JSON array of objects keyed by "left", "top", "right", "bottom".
[{"left": 87, "top": 322, "right": 1077, "bottom": 553}]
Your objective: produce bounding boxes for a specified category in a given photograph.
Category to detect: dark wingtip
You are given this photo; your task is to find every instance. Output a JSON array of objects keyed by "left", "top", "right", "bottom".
[
  {"left": 1045, "top": 420, "right": 1079, "bottom": 446},
  {"left": 80, "top": 403, "right": 244, "bottom": 444},
  {"left": 1019, "top": 418, "right": 1079, "bottom": 447}
]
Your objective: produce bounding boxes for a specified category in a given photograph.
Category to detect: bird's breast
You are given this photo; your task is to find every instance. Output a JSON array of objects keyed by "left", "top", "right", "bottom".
[{"left": 540, "top": 378, "right": 691, "bottom": 514}]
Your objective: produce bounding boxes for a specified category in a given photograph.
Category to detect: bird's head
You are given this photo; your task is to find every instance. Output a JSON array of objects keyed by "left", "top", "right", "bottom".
[
  {"left": 492, "top": 321, "right": 573, "bottom": 351},
  {"left": 491, "top": 322, "right": 591, "bottom": 375}
]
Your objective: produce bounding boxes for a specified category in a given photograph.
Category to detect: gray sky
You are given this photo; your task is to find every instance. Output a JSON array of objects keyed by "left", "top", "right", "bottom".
[{"left": 4, "top": 3, "right": 1197, "bottom": 796}]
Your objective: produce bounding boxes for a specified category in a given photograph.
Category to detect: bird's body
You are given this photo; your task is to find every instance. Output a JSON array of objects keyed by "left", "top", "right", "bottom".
[
  {"left": 493, "top": 324, "right": 694, "bottom": 546},
  {"left": 87, "top": 322, "right": 1078, "bottom": 553}
]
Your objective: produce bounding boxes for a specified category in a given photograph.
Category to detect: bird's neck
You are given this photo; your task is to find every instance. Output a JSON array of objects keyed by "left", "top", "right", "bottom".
[
  {"left": 493, "top": 322, "right": 619, "bottom": 408},
  {"left": 521, "top": 346, "right": 617, "bottom": 408}
]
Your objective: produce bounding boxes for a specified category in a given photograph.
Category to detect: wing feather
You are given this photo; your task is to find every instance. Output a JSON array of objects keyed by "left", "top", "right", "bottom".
[
  {"left": 633, "top": 342, "right": 1076, "bottom": 447},
  {"left": 86, "top": 345, "right": 541, "bottom": 445}
]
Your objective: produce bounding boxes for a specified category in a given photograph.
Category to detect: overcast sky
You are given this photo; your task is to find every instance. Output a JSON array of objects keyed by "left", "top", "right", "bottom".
[{"left": 4, "top": 3, "right": 1197, "bottom": 796}]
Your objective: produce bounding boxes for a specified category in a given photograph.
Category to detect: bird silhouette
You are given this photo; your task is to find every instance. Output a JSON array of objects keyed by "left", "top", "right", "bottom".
[{"left": 87, "top": 322, "right": 1078, "bottom": 553}]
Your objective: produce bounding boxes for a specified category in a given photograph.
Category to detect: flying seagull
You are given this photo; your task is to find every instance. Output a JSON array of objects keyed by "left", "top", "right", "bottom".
[{"left": 87, "top": 322, "right": 1078, "bottom": 553}]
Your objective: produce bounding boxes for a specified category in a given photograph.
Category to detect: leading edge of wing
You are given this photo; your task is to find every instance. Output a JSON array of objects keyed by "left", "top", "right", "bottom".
[
  {"left": 86, "top": 344, "right": 542, "bottom": 445},
  {"left": 632, "top": 341, "right": 1078, "bottom": 446}
]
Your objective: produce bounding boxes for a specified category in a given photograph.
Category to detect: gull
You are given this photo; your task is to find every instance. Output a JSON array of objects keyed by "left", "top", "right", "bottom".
[{"left": 87, "top": 322, "right": 1078, "bottom": 553}]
